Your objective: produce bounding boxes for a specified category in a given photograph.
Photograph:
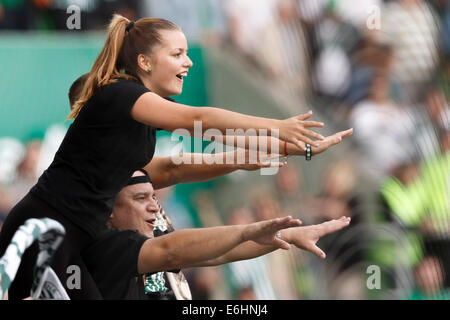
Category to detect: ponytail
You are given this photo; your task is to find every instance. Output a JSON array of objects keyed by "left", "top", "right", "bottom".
[{"left": 68, "top": 14, "right": 135, "bottom": 119}]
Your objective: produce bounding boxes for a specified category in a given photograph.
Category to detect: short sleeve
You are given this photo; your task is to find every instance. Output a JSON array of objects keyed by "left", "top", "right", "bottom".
[
  {"left": 101, "top": 79, "right": 150, "bottom": 120},
  {"left": 81, "top": 228, "right": 149, "bottom": 299}
]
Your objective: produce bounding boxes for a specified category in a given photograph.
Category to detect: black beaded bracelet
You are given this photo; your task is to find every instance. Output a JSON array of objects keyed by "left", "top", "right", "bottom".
[{"left": 306, "top": 144, "right": 311, "bottom": 161}]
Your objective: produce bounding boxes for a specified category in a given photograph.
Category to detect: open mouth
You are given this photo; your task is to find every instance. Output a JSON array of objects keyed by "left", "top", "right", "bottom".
[
  {"left": 146, "top": 218, "right": 156, "bottom": 228},
  {"left": 176, "top": 72, "right": 187, "bottom": 81}
]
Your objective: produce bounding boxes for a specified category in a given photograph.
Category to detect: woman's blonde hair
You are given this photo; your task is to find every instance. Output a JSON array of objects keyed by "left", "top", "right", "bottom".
[{"left": 68, "top": 14, "right": 180, "bottom": 119}]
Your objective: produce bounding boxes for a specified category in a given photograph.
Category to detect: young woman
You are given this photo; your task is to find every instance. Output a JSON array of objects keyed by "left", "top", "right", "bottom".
[{"left": 0, "top": 14, "right": 350, "bottom": 299}]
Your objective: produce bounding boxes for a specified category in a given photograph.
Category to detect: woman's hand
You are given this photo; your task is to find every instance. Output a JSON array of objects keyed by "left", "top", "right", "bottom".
[
  {"left": 311, "top": 128, "right": 353, "bottom": 156},
  {"left": 278, "top": 111, "right": 325, "bottom": 150},
  {"left": 287, "top": 128, "right": 353, "bottom": 156},
  {"left": 243, "top": 216, "right": 303, "bottom": 250},
  {"left": 283, "top": 216, "right": 351, "bottom": 259}
]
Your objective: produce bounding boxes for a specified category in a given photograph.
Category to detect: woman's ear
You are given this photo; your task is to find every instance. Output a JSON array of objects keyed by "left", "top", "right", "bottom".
[{"left": 137, "top": 54, "right": 151, "bottom": 73}]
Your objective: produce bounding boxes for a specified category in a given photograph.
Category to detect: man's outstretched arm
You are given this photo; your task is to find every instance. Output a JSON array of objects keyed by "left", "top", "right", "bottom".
[
  {"left": 144, "top": 150, "right": 284, "bottom": 189},
  {"left": 186, "top": 216, "right": 351, "bottom": 267},
  {"left": 137, "top": 216, "right": 302, "bottom": 274}
]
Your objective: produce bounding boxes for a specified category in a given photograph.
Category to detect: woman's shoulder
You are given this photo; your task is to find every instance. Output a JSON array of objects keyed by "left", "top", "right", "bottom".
[
  {"left": 103, "top": 77, "right": 147, "bottom": 91},
  {"left": 84, "top": 77, "right": 151, "bottom": 119},
  {"left": 95, "top": 77, "right": 150, "bottom": 102}
]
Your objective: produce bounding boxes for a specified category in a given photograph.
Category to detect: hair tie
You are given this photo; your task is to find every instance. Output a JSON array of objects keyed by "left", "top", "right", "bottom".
[{"left": 126, "top": 21, "right": 135, "bottom": 33}]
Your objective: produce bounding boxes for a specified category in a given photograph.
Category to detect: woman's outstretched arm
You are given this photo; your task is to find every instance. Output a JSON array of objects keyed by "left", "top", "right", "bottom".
[
  {"left": 210, "top": 128, "right": 354, "bottom": 156},
  {"left": 131, "top": 92, "right": 325, "bottom": 150}
]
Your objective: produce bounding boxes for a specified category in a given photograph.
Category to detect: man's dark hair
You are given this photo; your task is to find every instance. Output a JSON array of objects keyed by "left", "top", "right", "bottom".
[{"left": 68, "top": 73, "right": 89, "bottom": 110}]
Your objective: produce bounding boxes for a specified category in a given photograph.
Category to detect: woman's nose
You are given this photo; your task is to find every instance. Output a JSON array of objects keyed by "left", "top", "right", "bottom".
[{"left": 184, "top": 55, "right": 193, "bottom": 68}]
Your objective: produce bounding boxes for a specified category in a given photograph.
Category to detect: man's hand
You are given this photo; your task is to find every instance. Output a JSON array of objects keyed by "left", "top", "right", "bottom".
[
  {"left": 283, "top": 216, "right": 351, "bottom": 259},
  {"left": 243, "top": 216, "right": 302, "bottom": 250}
]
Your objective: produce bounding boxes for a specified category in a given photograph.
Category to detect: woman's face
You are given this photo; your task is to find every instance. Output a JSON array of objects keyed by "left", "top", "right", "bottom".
[{"left": 145, "top": 29, "right": 193, "bottom": 97}]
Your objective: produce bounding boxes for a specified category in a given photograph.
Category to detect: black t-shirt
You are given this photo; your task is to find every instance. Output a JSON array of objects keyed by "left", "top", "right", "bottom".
[
  {"left": 82, "top": 228, "right": 177, "bottom": 300},
  {"left": 30, "top": 78, "right": 155, "bottom": 237},
  {"left": 82, "top": 228, "right": 149, "bottom": 299}
]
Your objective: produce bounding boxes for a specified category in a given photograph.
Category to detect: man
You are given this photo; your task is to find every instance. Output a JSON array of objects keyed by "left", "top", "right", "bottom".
[
  {"left": 105, "top": 169, "right": 185, "bottom": 300},
  {"left": 82, "top": 169, "right": 351, "bottom": 299}
]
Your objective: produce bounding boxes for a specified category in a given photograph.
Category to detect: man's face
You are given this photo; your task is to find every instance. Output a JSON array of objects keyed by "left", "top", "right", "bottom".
[{"left": 108, "top": 180, "right": 159, "bottom": 238}]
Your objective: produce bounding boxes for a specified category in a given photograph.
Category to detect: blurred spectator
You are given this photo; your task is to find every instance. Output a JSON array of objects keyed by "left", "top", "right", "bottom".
[
  {"left": 226, "top": 207, "right": 277, "bottom": 299},
  {"left": 441, "top": 128, "right": 450, "bottom": 152},
  {"left": 410, "top": 256, "right": 450, "bottom": 299},
  {"left": 381, "top": 0, "right": 440, "bottom": 103},
  {"left": 418, "top": 128, "right": 450, "bottom": 289},
  {"left": 420, "top": 128, "right": 450, "bottom": 236},
  {"left": 303, "top": 160, "right": 365, "bottom": 298},
  {"left": 437, "top": 59, "right": 450, "bottom": 101},
  {"left": 412, "top": 87, "right": 450, "bottom": 159},
  {"left": 235, "top": 286, "right": 257, "bottom": 300},
  {"left": 0, "top": 138, "right": 25, "bottom": 186},
  {"left": 257, "top": 0, "right": 310, "bottom": 95},
  {"left": 297, "top": 0, "right": 327, "bottom": 26},
  {"left": 187, "top": 267, "right": 228, "bottom": 300},
  {"left": 350, "top": 74, "right": 416, "bottom": 178},
  {"left": 312, "top": 5, "right": 360, "bottom": 100},
  {"left": 9, "top": 140, "right": 41, "bottom": 206},
  {"left": 380, "top": 159, "right": 427, "bottom": 229},
  {"left": 36, "top": 124, "right": 68, "bottom": 179},
  {"left": 296, "top": 0, "right": 327, "bottom": 62},
  {"left": 314, "top": 45, "right": 351, "bottom": 99},
  {"left": 345, "top": 41, "right": 400, "bottom": 108},
  {"left": 376, "top": 158, "right": 427, "bottom": 279},
  {"left": 194, "top": 190, "right": 224, "bottom": 228},
  {"left": 224, "top": 0, "right": 278, "bottom": 68},
  {"left": 444, "top": 7, "right": 450, "bottom": 58},
  {"left": 425, "top": 88, "right": 450, "bottom": 132},
  {"left": 430, "top": 0, "right": 450, "bottom": 57},
  {"left": 252, "top": 192, "right": 298, "bottom": 299},
  {"left": 369, "top": 158, "right": 428, "bottom": 296},
  {"left": 275, "top": 164, "right": 303, "bottom": 214},
  {"left": 333, "top": 0, "right": 382, "bottom": 29},
  {"left": 155, "top": 186, "right": 195, "bottom": 230}
]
